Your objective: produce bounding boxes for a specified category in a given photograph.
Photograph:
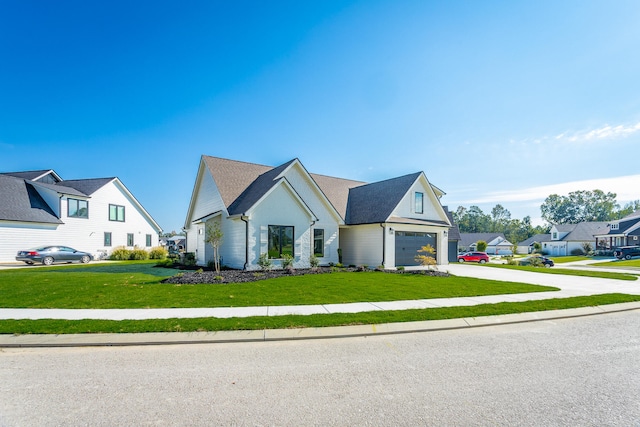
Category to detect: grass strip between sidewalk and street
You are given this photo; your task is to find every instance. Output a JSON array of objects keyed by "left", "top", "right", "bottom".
[
  {"left": 1, "top": 294, "right": 639, "bottom": 335},
  {"left": 483, "top": 263, "right": 639, "bottom": 280}
]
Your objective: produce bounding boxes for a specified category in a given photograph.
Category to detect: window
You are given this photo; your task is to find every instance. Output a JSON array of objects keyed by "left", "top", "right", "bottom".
[
  {"left": 127, "top": 233, "right": 134, "bottom": 246},
  {"left": 552, "top": 232, "right": 557, "bottom": 239},
  {"left": 415, "top": 192, "right": 423, "bottom": 214},
  {"left": 109, "top": 204, "right": 125, "bottom": 222},
  {"left": 68, "top": 198, "right": 88, "bottom": 218},
  {"left": 610, "top": 223, "right": 619, "bottom": 230},
  {"left": 146, "top": 234, "right": 152, "bottom": 247},
  {"left": 313, "top": 229, "right": 324, "bottom": 257},
  {"left": 104, "top": 232, "right": 112, "bottom": 247},
  {"left": 268, "top": 225, "right": 294, "bottom": 258}
]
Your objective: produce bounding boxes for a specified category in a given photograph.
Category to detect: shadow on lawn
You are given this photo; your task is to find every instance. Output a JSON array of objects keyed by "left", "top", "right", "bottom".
[{"left": 49, "top": 263, "right": 178, "bottom": 278}]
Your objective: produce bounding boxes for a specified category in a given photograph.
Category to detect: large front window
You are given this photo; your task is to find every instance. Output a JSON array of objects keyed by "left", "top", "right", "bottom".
[
  {"left": 268, "top": 225, "right": 294, "bottom": 258},
  {"left": 68, "top": 198, "right": 88, "bottom": 218},
  {"left": 109, "top": 204, "right": 125, "bottom": 222}
]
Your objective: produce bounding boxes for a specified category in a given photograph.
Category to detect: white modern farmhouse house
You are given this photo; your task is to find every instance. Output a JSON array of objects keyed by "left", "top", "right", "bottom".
[
  {"left": 183, "top": 156, "right": 452, "bottom": 270},
  {"left": 0, "top": 169, "right": 162, "bottom": 262}
]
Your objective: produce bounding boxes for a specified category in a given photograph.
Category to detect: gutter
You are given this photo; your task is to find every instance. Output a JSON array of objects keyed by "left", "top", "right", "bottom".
[
  {"left": 380, "top": 223, "right": 386, "bottom": 267},
  {"left": 241, "top": 215, "right": 249, "bottom": 270}
]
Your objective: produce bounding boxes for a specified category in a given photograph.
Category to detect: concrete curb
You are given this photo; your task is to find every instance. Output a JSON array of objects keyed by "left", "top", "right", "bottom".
[{"left": 2, "top": 302, "right": 639, "bottom": 348}]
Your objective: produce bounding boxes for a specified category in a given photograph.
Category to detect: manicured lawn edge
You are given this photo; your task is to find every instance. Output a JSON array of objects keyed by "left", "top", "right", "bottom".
[
  {"left": 2, "top": 293, "right": 638, "bottom": 335},
  {"left": 484, "top": 264, "right": 639, "bottom": 280}
]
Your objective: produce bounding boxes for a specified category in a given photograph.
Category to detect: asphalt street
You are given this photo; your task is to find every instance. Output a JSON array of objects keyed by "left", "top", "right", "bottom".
[{"left": 1, "top": 309, "right": 639, "bottom": 426}]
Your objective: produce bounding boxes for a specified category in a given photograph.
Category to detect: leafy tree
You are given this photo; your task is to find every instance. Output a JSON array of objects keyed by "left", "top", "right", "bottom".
[
  {"left": 205, "top": 221, "right": 224, "bottom": 273},
  {"left": 540, "top": 190, "right": 618, "bottom": 224},
  {"left": 414, "top": 244, "right": 437, "bottom": 270},
  {"left": 616, "top": 200, "right": 640, "bottom": 219},
  {"left": 476, "top": 240, "right": 488, "bottom": 252},
  {"left": 490, "top": 204, "right": 511, "bottom": 232}
]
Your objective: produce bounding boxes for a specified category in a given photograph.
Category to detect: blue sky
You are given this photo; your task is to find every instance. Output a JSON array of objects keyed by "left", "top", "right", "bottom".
[{"left": 2, "top": 0, "right": 639, "bottom": 233}]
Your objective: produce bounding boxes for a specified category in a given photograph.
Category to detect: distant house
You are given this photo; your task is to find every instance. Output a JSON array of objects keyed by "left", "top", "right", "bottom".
[
  {"left": 183, "top": 156, "right": 453, "bottom": 270},
  {"left": 458, "top": 233, "right": 513, "bottom": 255},
  {"left": 524, "top": 222, "right": 609, "bottom": 256},
  {"left": 160, "top": 236, "right": 186, "bottom": 253},
  {"left": 594, "top": 210, "right": 640, "bottom": 250},
  {"left": 0, "top": 170, "right": 162, "bottom": 262},
  {"left": 516, "top": 233, "right": 551, "bottom": 254}
]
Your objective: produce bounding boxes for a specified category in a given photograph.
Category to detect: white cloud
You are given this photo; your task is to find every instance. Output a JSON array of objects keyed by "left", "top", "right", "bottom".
[
  {"left": 459, "top": 175, "right": 640, "bottom": 206},
  {"left": 555, "top": 121, "right": 640, "bottom": 144}
]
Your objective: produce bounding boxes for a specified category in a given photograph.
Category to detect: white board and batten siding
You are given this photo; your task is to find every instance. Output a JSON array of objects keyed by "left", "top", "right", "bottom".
[
  {"left": 0, "top": 181, "right": 160, "bottom": 262},
  {"left": 340, "top": 225, "right": 384, "bottom": 267},
  {"left": 282, "top": 164, "right": 341, "bottom": 266},
  {"left": 185, "top": 167, "right": 226, "bottom": 258},
  {"left": 246, "top": 183, "right": 314, "bottom": 270}
]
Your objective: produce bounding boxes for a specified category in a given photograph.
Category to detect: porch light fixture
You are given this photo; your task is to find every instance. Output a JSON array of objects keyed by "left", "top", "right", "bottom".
[{"left": 389, "top": 228, "right": 394, "bottom": 234}]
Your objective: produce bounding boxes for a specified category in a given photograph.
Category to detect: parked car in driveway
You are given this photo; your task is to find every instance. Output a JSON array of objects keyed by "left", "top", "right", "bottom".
[
  {"left": 518, "top": 255, "right": 554, "bottom": 267},
  {"left": 16, "top": 246, "right": 93, "bottom": 265},
  {"left": 613, "top": 246, "right": 640, "bottom": 260},
  {"left": 457, "top": 252, "right": 490, "bottom": 264}
]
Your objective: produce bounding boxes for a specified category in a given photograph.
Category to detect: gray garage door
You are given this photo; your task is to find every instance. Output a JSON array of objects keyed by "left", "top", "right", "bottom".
[{"left": 395, "top": 231, "right": 437, "bottom": 266}]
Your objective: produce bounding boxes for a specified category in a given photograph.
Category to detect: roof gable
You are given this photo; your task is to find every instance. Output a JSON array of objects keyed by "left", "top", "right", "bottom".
[
  {"left": 0, "top": 175, "right": 62, "bottom": 224},
  {"left": 202, "top": 156, "right": 272, "bottom": 208},
  {"left": 346, "top": 172, "right": 422, "bottom": 224}
]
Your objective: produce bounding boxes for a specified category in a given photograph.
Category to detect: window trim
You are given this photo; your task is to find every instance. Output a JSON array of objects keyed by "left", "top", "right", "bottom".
[
  {"left": 313, "top": 229, "right": 325, "bottom": 257},
  {"left": 68, "top": 198, "right": 89, "bottom": 219},
  {"left": 109, "top": 204, "right": 125, "bottom": 222},
  {"left": 415, "top": 192, "right": 424, "bottom": 214},
  {"left": 268, "top": 225, "right": 294, "bottom": 259}
]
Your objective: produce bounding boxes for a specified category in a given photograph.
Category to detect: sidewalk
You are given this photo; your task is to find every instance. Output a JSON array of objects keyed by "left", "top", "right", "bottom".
[{"left": 1, "top": 263, "right": 639, "bottom": 347}]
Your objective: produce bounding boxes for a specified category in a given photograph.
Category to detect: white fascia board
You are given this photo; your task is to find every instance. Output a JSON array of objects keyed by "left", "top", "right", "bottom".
[
  {"left": 277, "top": 159, "right": 344, "bottom": 224},
  {"left": 192, "top": 211, "right": 223, "bottom": 224},
  {"left": 245, "top": 177, "right": 317, "bottom": 221}
]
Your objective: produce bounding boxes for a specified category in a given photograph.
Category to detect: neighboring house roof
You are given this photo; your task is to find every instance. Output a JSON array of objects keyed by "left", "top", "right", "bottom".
[
  {"left": 563, "top": 221, "right": 609, "bottom": 241},
  {"left": 459, "top": 233, "right": 509, "bottom": 248},
  {"left": 553, "top": 224, "right": 576, "bottom": 233},
  {"left": 518, "top": 234, "right": 552, "bottom": 246},
  {"left": 1, "top": 169, "right": 62, "bottom": 182},
  {"left": 597, "top": 210, "right": 640, "bottom": 236},
  {"left": 345, "top": 172, "right": 422, "bottom": 225},
  {"left": 0, "top": 174, "right": 62, "bottom": 224},
  {"left": 59, "top": 178, "right": 115, "bottom": 196},
  {"left": 444, "top": 207, "right": 461, "bottom": 241}
]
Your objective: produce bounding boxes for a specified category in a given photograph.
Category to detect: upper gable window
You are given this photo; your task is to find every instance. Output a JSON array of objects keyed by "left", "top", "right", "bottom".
[
  {"left": 415, "top": 192, "right": 424, "bottom": 214},
  {"left": 109, "top": 204, "right": 125, "bottom": 222},
  {"left": 68, "top": 198, "right": 88, "bottom": 218}
]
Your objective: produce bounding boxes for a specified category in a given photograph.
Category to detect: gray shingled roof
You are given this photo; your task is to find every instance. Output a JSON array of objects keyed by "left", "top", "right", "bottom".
[
  {"left": 563, "top": 221, "right": 609, "bottom": 241},
  {"left": 310, "top": 173, "right": 365, "bottom": 219},
  {"left": 58, "top": 178, "right": 114, "bottom": 196},
  {"left": 0, "top": 175, "right": 62, "bottom": 224},
  {"left": 1, "top": 170, "right": 58, "bottom": 181},
  {"left": 444, "top": 207, "right": 461, "bottom": 241},
  {"left": 345, "top": 173, "right": 422, "bottom": 225},
  {"left": 227, "top": 160, "right": 297, "bottom": 215},
  {"left": 517, "top": 233, "right": 552, "bottom": 246}
]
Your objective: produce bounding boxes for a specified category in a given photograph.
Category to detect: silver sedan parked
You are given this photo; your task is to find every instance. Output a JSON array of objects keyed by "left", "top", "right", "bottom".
[{"left": 16, "top": 246, "right": 93, "bottom": 265}]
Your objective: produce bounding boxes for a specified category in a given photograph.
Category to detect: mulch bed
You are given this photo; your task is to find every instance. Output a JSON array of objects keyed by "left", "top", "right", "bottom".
[{"left": 160, "top": 266, "right": 449, "bottom": 285}]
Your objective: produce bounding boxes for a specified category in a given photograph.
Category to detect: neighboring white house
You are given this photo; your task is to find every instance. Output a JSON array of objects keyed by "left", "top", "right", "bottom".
[
  {"left": 0, "top": 170, "right": 162, "bottom": 262},
  {"left": 538, "top": 222, "right": 608, "bottom": 256},
  {"left": 459, "top": 233, "right": 513, "bottom": 255},
  {"left": 183, "top": 156, "right": 452, "bottom": 270}
]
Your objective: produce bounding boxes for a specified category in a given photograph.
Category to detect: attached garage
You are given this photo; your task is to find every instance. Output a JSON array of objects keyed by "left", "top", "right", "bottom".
[{"left": 394, "top": 231, "right": 437, "bottom": 266}]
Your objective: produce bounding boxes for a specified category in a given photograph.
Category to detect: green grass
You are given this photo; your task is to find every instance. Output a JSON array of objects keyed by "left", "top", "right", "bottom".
[
  {"left": 591, "top": 259, "right": 640, "bottom": 268},
  {"left": 484, "top": 263, "right": 638, "bottom": 280},
  {"left": 1, "top": 293, "right": 638, "bottom": 334},
  {"left": 0, "top": 261, "right": 557, "bottom": 309},
  {"left": 548, "top": 256, "right": 592, "bottom": 263}
]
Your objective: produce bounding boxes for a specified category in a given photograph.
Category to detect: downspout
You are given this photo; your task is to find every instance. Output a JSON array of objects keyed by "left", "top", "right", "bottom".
[
  {"left": 380, "top": 223, "right": 386, "bottom": 268},
  {"left": 241, "top": 215, "right": 249, "bottom": 270}
]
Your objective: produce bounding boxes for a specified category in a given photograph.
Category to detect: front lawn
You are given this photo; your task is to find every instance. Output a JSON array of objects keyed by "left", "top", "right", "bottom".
[
  {"left": 2, "top": 293, "right": 639, "bottom": 334},
  {"left": 591, "top": 259, "right": 640, "bottom": 268},
  {"left": 0, "top": 261, "right": 557, "bottom": 309},
  {"left": 484, "top": 264, "right": 638, "bottom": 280}
]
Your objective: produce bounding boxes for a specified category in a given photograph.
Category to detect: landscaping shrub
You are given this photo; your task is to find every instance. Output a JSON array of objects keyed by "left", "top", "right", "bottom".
[
  {"left": 183, "top": 252, "right": 196, "bottom": 266},
  {"left": 130, "top": 248, "right": 149, "bottom": 260},
  {"left": 570, "top": 248, "right": 585, "bottom": 256},
  {"left": 282, "top": 254, "right": 294, "bottom": 271},
  {"left": 149, "top": 246, "right": 168, "bottom": 260},
  {"left": 258, "top": 253, "right": 272, "bottom": 271},
  {"left": 109, "top": 246, "right": 131, "bottom": 261}
]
